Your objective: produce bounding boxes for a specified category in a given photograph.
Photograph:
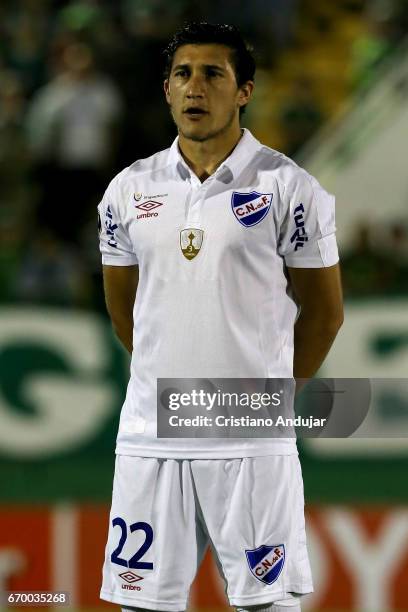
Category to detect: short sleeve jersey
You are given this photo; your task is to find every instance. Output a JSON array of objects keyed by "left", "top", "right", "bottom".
[{"left": 98, "top": 129, "right": 339, "bottom": 458}]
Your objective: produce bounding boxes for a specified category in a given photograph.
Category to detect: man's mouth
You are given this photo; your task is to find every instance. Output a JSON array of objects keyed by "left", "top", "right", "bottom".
[{"left": 183, "top": 107, "right": 208, "bottom": 118}]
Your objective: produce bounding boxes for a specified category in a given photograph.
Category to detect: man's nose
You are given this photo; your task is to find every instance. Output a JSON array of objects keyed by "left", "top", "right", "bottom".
[{"left": 186, "top": 73, "right": 205, "bottom": 97}]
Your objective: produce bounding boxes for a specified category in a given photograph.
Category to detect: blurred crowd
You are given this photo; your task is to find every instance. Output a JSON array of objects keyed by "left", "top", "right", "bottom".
[
  {"left": 341, "top": 221, "right": 408, "bottom": 297},
  {"left": 0, "top": 0, "right": 407, "bottom": 310}
]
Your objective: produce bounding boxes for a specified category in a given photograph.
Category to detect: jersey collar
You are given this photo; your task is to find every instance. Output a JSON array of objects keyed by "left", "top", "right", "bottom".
[{"left": 169, "top": 128, "right": 263, "bottom": 182}]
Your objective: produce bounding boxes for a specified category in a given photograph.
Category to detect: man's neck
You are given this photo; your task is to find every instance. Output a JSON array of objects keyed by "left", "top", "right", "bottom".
[{"left": 178, "top": 125, "right": 243, "bottom": 182}]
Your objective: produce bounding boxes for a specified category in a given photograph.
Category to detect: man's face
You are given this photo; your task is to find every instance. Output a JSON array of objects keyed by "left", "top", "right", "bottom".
[{"left": 164, "top": 43, "right": 253, "bottom": 143}]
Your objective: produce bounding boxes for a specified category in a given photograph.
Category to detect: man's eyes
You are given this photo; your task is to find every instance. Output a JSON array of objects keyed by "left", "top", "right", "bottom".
[
  {"left": 206, "top": 69, "right": 222, "bottom": 78},
  {"left": 173, "top": 70, "right": 223, "bottom": 78}
]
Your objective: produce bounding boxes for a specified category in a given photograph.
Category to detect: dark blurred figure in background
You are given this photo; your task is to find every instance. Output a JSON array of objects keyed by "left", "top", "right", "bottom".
[
  {"left": 2, "top": 0, "right": 51, "bottom": 97},
  {"left": 26, "top": 42, "right": 123, "bottom": 245},
  {"left": 117, "top": 0, "right": 188, "bottom": 158},
  {"left": 385, "top": 222, "right": 408, "bottom": 294},
  {"left": 0, "top": 70, "right": 32, "bottom": 304},
  {"left": 341, "top": 222, "right": 401, "bottom": 296},
  {"left": 0, "top": 70, "right": 31, "bottom": 214},
  {"left": 280, "top": 75, "right": 324, "bottom": 158},
  {"left": 193, "top": 0, "right": 298, "bottom": 63},
  {"left": 13, "top": 228, "right": 88, "bottom": 307}
]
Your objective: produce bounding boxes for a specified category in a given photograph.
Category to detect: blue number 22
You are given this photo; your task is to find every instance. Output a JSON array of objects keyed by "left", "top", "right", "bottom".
[{"left": 111, "top": 517, "right": 153, "bottom": 570}]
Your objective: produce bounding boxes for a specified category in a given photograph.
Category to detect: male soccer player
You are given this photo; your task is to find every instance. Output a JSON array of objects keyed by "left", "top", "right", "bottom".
[{"left": 98, "top": 22, "right": 343, "bottom": 612}]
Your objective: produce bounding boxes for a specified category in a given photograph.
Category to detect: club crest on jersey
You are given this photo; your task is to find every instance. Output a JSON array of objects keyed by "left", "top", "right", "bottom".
[
  {"left": 180, "top": 228, "right": 204, "bottom": 260},
  {"left": 231, "top": 191, "right": 272, "bottom": 227},
  {"left": 246, "top": 544, "right": 285, "bottom": 585}
]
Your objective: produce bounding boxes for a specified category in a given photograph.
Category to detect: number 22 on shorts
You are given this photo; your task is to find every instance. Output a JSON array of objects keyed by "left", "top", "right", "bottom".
[{"left": 110, "top": 518, "right": 153, "bottom": 569}]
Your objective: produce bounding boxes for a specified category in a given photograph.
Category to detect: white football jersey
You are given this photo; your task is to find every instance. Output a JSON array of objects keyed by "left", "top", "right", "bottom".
[{"left": 98, "top": 129, "right": 339, "bottom": 458}]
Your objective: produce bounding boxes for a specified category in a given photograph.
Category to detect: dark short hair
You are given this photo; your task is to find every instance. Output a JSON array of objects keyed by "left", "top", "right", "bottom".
[{"left": 163, "top": 22, "right": 256, "bottom": 115}]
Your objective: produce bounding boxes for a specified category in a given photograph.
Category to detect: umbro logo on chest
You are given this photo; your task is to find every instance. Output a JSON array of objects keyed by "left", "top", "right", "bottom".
[{"left": 134, "top": 196, "right": 164, "bottom": 220}]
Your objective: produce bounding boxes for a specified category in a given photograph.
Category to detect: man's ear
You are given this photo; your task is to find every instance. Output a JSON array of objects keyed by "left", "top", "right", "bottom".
[
  {"left": 237, "top": 80, "right": 254, "bottom": 110},
  {"left": 164, "top": 79, "right": 170, "bottom": 104}
]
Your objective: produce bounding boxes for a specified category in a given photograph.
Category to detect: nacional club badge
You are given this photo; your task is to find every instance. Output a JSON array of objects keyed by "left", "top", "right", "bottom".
[
  {"left": 231, "top": 191, "right": 272, "bottom": 227},
  {"left": 180, "top": 228, "right": 204, "bottom": 260},
  {"left": 245, "top": 544, "right": 285, "bottom": 585}
]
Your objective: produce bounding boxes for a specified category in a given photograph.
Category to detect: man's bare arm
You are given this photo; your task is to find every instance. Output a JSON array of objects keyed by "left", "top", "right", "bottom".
[
  {"left": 103, "top": 265, "right": 139, "bottom": 354},
  {"left": 287, "top": 263, "right": 344, "bottom": 379}
]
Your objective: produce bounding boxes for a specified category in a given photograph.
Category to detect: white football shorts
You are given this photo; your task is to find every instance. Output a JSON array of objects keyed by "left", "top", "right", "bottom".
[{"left": 100, "top": 455, "right": 313, "bottom": 611}]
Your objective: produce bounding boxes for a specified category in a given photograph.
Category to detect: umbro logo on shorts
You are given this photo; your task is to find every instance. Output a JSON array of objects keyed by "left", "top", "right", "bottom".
[
  {"left": 245, "top": 544, "right": 285, "bottom": 584},
  {"left": 119, "top": 571, "right": 144, "bottom": 584},
  {"left": 231, "top": 191, "right": 272, "bottom": 227}
]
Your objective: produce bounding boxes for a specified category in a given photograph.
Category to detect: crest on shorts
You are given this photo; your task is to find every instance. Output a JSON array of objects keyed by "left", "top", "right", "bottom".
[
  {"left": 231, "top": 191, "right": 272, "bottom": 227},
  {"left": 245, "top": 544, "right": 285, "bottom": 585},
  {"left": 180, "top": 228, "right": 204, "bottom": 260}
]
